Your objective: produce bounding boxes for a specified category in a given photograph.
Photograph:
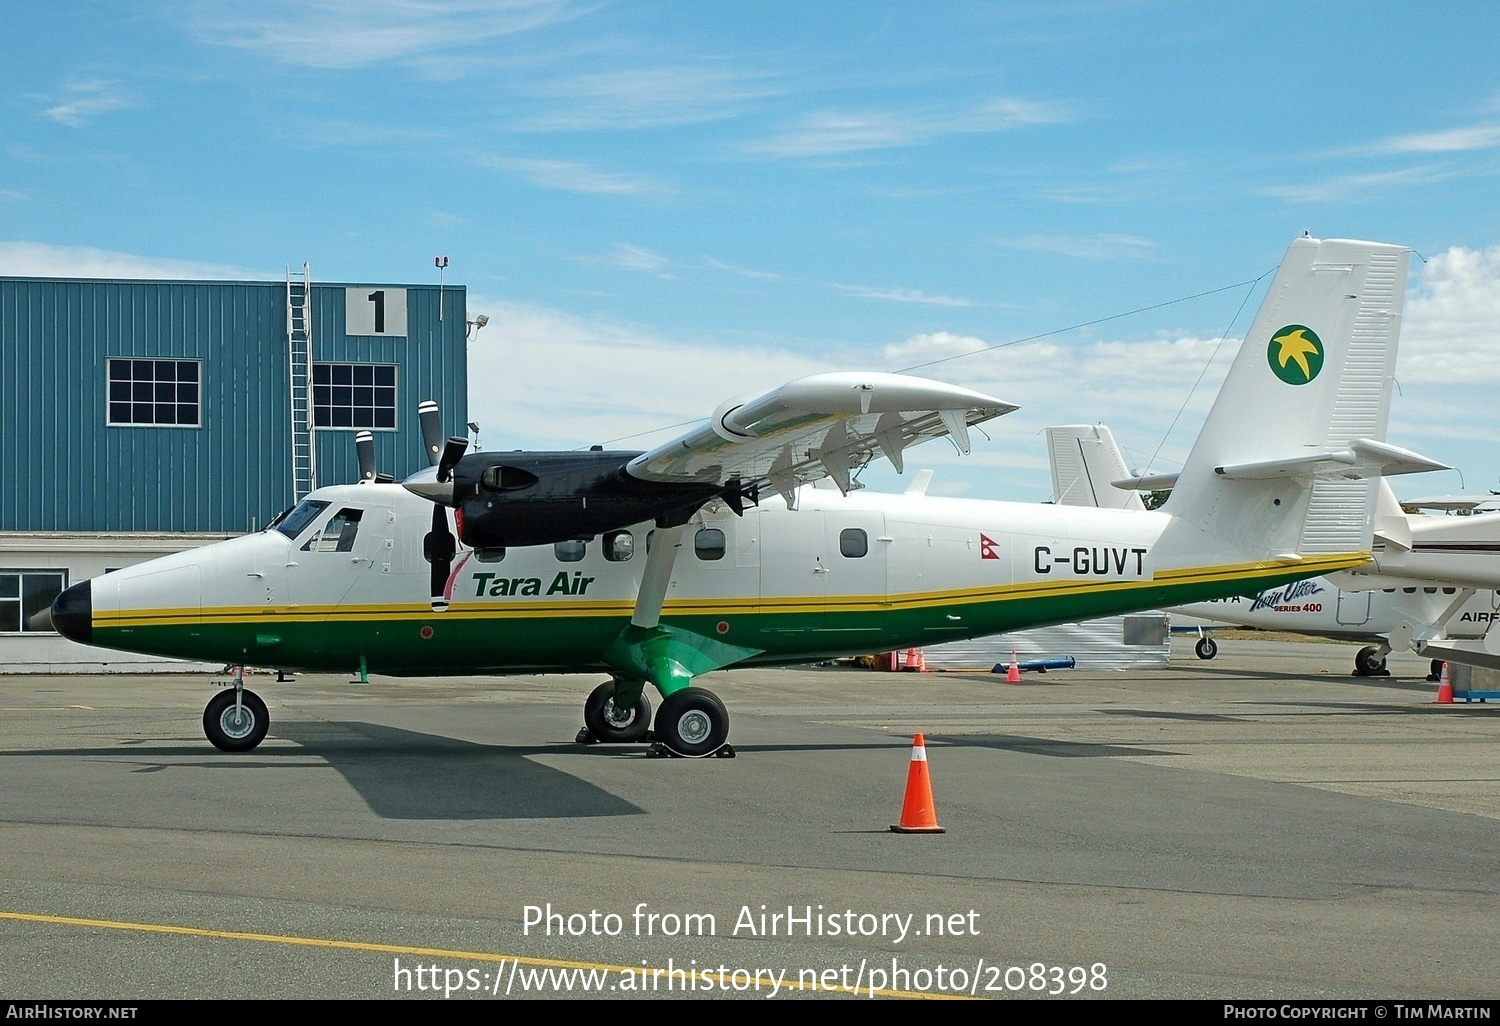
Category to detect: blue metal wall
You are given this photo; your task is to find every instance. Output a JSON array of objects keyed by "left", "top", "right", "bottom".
[{"left": 0, "top": 277, "right": 467, "bottom": 533}]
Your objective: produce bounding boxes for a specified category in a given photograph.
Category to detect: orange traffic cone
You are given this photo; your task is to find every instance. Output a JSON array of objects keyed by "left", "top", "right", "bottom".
[
  {"left": 903, "top": 647, "right": 923, "bottom": 672},
  {"left": 1436, "top": 662, "right": 1454, "bottom": 704},
  {"left": 1006, "top": 651, "right": 1021, "bottom": 684},
  {"left": 890, "top": 733, "right": 945, "bottom": 833}
]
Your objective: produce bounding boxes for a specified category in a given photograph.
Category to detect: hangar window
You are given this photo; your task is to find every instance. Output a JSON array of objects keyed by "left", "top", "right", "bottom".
[
  {"left": 313, "top": 363, "right": 397, "bottom": 429},
  {"left": 0, "top": 570, "right": 67, "bottom": 634},
  {"left": 694, "top": 528, "right": 726, "bottom": 561},
  {"left": 107, "top": 359, "right": 201, "bottom": 427}
]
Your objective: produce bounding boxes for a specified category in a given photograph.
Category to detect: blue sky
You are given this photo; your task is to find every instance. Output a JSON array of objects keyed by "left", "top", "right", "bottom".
[{"left": 4, "top": 2, "right": 1500, "bottom": 501}]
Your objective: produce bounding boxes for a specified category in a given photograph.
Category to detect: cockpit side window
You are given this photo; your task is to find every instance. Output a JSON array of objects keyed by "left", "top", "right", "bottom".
[
  {"left": 302, "top": 508, "right": 365, "bottom": 552},
  {"left": 275, "top": 499, "right": 329, "bottom": 540}
]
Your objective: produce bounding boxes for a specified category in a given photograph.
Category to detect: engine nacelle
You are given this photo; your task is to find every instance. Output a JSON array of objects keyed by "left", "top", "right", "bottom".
[{"left": 449, "top": 450, "right": 726, "bottom": 549}]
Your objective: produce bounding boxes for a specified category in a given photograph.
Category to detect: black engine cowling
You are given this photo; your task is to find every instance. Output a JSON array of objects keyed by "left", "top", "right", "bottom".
[{"left": 449, "top": 451, "right": 727, "bottom": 548}]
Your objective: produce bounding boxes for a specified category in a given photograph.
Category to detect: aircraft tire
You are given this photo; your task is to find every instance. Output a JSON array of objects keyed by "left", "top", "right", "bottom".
[
  {"left": 203, "top": 688, "right": 270, "bottom": 753},
  {"left": 1195, "top": 637, "right": 1218, "bottom": 660},
  {"left": 583, "top": 680, "right": 653, "bottom": 744},
  {"left": 1430, "top": 658, "right": 1445, "bottom": 681},
  {"left": 1354, "top": 646, "right": 1387, "bottom": 677},
  {"left": 655, "top": 688, "right": 730, "bottom": 758}
]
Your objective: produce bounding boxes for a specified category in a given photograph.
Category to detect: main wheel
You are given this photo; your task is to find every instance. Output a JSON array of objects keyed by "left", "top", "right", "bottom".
[
  {"left": 1430, "top": 658, "right": 1446, "bottom": 681},
  {"left": 1354, "top": 645, "right": 1387, "bottom": 676},
  {"left": 1195, "top": 636, "right": 1218, "bottom": 660},
  {"left": 583, "top": 680, "right": 653, "bottom": 743},
  {"left": 654, "top": 689, "right": 730, "bottom": 758},
  {"left": 203, "top": 688, "right": 269, "bottom": 753}
]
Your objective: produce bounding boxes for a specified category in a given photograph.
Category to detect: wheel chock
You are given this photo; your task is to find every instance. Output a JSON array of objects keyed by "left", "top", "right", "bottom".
[
  {"left": 574, "top": 727, "right": 597, "bottom": 745},
  {"left": 644, "top": 740, "right": 735, "bottom": 759}
]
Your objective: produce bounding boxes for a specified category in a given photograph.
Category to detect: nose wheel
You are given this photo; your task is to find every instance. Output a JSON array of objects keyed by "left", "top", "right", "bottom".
[{"left": 203, "top": 687, "right": 269, "bottom": 752}]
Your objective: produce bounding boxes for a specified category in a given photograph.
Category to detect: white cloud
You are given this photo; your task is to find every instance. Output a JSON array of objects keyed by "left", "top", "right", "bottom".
[
  {"left": 479, "top": 157, "right": 664, "bottom": 195},
  {"left": 1400, "top": 245, "right": 1500, "bottom": 385},
  {"left": 0, "top": 241, "right": 266, "bottom": 280},
  {"left": 462, "top": 299, "right": 834, "bottom": 451},
  {"left": 40, "top": 81, "right": 134, "bottom": 127},
  {"left": 746, "top": 97, "right": 1072, "bottom": 158},
  {"left": 586, "top": 243, "right": 674, "bottom": 278},
  {"left": 997, "top": 233, "right": 1158, "bottom": 261},
  {"left": 1380, "top": 124, "right": 1500, "bottom": 154},
  {"left": 195, "top": 0, "right": 578, "bottom": 69},
  {"left": 828, "top": 283, "right": 972, "bottom": 307},
  {"left": 521, "top": 65, "right": 777, "bottom": 130},
  {"left": 1256, "top": 165, "right": 1457, "bottom": 203}
]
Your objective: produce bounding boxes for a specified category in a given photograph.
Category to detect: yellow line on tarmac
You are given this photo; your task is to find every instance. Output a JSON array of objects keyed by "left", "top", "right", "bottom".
[{"left": 0, "top": 910, "right": 966, "bottom": 1000}]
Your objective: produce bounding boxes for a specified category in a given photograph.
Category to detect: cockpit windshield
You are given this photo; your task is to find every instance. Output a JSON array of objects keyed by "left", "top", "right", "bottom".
[{"left": 274, "top": 499, "right": 330, "bottom": 540}]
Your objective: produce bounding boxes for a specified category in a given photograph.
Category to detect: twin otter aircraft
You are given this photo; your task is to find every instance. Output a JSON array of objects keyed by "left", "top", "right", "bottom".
[{"left": 51, "top": 236, "right": 1444, "bottom": 757}]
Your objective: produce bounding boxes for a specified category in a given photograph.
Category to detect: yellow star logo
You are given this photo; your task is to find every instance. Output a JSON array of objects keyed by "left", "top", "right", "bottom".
[{"left": 1268, "top": 326, "right": 1323, "bottom": 384}]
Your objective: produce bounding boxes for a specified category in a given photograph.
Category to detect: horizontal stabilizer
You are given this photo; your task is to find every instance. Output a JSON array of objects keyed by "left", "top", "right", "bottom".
[
  {"left": 1212, "top": 439, "right": 1448, "bottom": 482},
  {"left": 628, "top": 372, "right": 1016, "bottom": 498},
  {"left": 1112, "top": 471, "right": 1179, "bottom": 492},
  {"left": 1401, "top": 495, "right": 1500, "bottom": 514}
]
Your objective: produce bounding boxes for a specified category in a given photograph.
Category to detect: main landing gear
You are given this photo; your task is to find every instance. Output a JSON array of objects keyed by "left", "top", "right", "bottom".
[
  {"left": 203, "top": 669, "right": 269, "bottom": 752},
  {"left": 576, "top": 677, "right": 734, "bottom": 758},
  {"left": 1353, "top": 644, "right": 1391, "bottom": 677},
  {"left": 1195, "top": 636, "right": 1218, "bottom": 660}
]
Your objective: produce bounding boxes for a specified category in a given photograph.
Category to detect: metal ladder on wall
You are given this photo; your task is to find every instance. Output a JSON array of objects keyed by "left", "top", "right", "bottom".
[{"left": 287, "top": 263, "right": 316, "bottom": 502}]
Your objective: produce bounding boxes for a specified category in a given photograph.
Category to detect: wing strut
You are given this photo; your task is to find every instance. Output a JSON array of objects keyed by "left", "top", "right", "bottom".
[{"left": 631, "top": 525, "right": 687, "bottom": 629}]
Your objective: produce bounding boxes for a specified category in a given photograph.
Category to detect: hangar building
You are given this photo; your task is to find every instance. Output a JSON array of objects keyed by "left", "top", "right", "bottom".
[{"left": 0, "top": 269, "right": 468, "bottom": 670}]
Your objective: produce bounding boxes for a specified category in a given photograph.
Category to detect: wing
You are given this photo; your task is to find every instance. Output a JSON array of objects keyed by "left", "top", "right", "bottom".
[{"left": 626, "top": 372, "right": 1017, "bottom": 503}]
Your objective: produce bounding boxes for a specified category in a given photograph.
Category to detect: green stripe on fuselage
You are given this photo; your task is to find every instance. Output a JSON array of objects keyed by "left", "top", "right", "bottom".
[{"left": 92, "top": 565, "right": 1320, "bottom": 675}]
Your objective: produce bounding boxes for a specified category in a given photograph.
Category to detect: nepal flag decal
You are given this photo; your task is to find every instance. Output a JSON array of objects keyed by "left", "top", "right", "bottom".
[{"left": 980, "top": 534, "right": 1001, "bottom": 560}]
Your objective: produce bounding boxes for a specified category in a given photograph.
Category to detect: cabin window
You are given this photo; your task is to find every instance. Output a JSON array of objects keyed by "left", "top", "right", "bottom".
[
  {"left": 1423, "top": 587, "right": 1437, "bottom": 594},
  {"left": 312, "top": 363, "right": 397, "bottom": 429},
  {"left": 1402, "top": 588, "right": 1417, "bottom": 594},
  {"left": 275, "top": 499, "right": 329, "bottom": 540},
  {"left": 555, "top": 539, "right": 587, "bottom": 562},
  {"left": 0, "top": 569, "right": 67, "bottom": 634},
  {"left": 604, "top": 530, "right": 634, "bottom": 562},
  {"left": 474, "top": 548, "right": 506, "bottom": 563},
  {"left": 1443, "top": 587, "right": 1457, "bottom": 595},
  {"left": 107, "top": 359, "right": 201, "bottom": 427},
  {"left": 839, "top": 528, "right": 868, "bottom": 558},
  {"left": 694, "top": 528, "right": 726, "bottom": 561},
  {"left": 303, "top": 508, "right": 364, "bottom": 552}
]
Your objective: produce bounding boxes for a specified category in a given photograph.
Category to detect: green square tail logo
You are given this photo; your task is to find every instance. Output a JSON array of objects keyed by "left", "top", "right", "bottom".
[{"left": 1267, "top": 325, "right": 1324, "bottom": 385}]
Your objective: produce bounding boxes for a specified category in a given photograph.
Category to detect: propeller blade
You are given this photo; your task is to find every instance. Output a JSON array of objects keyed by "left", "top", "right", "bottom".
[
  {"left": 418, "top": 400, "right": 444, "bottom": 467},
  {"left": 355, "top": 431, "right": 377, "bottom": 483},
  {"left": 424, "top": 504, "right": 457, "bottom": 611},
  {"left": 437, "top": 436, "right": 468, "bottom": 484}
]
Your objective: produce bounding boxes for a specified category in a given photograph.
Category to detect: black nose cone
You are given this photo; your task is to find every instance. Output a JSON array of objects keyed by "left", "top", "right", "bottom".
[{"left": 52, "top": 580, "right": 92, "bottom": 644}]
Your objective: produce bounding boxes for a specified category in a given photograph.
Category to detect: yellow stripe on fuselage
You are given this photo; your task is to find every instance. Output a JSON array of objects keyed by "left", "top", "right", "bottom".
[{"left": 97, "top": 551, "right": 1370, "bottom": 628}]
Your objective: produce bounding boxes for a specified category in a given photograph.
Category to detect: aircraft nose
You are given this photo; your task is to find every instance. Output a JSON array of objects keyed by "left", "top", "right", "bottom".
[{"left": 51, "top": 580, "right": 92, "bottom": 644}]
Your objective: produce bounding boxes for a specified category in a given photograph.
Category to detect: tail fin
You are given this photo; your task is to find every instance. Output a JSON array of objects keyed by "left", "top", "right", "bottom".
[
  {"left": 1164, "top": 236, "right": 1412, "bottom": 562},
  {"left": 1046, "top": 425, "right": 1146, "bottom": 510}
]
